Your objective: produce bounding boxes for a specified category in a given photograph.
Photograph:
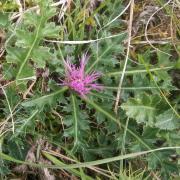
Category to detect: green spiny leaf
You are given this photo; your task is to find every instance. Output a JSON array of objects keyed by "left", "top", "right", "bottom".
[
  {"left": 121, "top": 93, "right": 161, "bottom": 126},
  {"left": 16, "top": 62, "right": 35, "bottom": 81},
  {"left": 24, "top": 11, "right": 41, "bottom": 27},
  {"left": 22, "top": 87, "right": 67, "bottom": 108},
  {"left": 6, "top": 47, "right": 27, "bottom": 63},
  {"left": 155, "top": 109, "right": 180, "bottom": 130},
  {"left": 13, "top": 110, "right": 38, "bottom": 137},
  {"left": 41, "top": 22, "right": 60, "bottom": 38},
  {"left": 4, "top": 1, "right": 59, "bottom": 85},
  {"left": 31, "top": 46, "right": 52, "bottom": 68},
  {"left": 16, "top": 29, "right": 36, "bottom": 48},
  {"left": 64, "top": 95, "right": 90, "bottom": 152}
]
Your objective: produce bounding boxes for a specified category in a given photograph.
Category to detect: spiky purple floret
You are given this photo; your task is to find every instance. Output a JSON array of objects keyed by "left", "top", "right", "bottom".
[{"left": 62, "top": 54, "right": 103, "bottom": 96}]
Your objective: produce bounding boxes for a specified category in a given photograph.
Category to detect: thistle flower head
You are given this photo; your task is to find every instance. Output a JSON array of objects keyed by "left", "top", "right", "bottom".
[{"left": 62, "top": 54, "right": 103, "bottom": 96}]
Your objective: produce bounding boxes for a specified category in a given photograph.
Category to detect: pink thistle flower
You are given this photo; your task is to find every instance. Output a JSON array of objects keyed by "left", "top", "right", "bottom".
[{"left": 62, "top": 54, "right": 103, "bottom": 96}]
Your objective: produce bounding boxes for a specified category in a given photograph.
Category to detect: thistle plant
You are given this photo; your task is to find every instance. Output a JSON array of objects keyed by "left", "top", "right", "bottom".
[
  {"left": 1, "top": 0, "right": 179, "bottom": 179},
  {"left": 62, "top": 54, "right": 103, "bottom": 96}
]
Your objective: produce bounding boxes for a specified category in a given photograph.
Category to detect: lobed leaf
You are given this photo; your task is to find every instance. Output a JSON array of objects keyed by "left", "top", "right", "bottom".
[
  {"left": 155, "top": 109, "right": 180, "bottom": 130},
  {"left": 22, "top": 87, "right": 68, "bottom": 108},
  {"left": 121, "top": 93, "right": 161, "bottom": 126}
]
